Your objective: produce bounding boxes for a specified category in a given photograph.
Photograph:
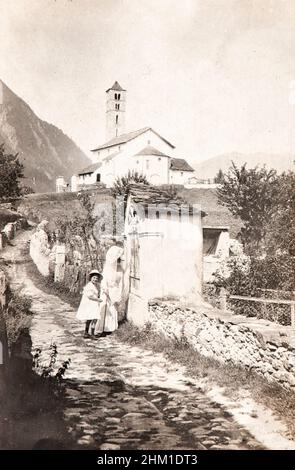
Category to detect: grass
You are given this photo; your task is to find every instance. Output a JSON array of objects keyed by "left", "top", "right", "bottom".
[
  {"left": 114, "top": 321, "right": 295, "bottom": 440},
  {"left": 17, "top": 190, "right": 113, "bottom": 231}
]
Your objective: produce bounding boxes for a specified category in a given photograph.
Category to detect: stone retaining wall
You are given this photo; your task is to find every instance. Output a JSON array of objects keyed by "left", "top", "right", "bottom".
[{"left": 148, "top": 300, "right": 295, "bottom": 391}]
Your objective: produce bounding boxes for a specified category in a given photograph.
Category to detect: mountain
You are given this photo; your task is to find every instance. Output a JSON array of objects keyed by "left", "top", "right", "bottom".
[
  {"left": 194, "top": 152, "right": 295, "bottom": 180},
  {"left": 0, "top": 80, "right": 91, "bottom": 192}
]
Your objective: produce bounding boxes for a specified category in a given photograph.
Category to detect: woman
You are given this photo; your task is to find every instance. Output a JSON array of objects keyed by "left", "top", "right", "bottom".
[
  {"left": 95, "top": 245, "right": 124, "bottom": 336},
  {"left": 76, "top": 270, "right": 103, "bottom": 338}
]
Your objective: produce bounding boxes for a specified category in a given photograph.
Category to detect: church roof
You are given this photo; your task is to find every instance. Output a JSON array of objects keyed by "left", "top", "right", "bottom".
[
  {"left": 106, "top": 81, "right": 126, "bottom": 92},
  {"left": 135, "top": 146, "right": 169, "bottom": 157},
  {"left": 91, "top": 127, "right": 175, "bottom": 152},
  {"left": 78, "top": 162, "right": 102, "bottom": 175},
  {"left": 170, "top": 158, "right": 194, "bottom": 172}
]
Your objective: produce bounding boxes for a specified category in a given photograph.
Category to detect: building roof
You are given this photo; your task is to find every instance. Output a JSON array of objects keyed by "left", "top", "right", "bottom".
[
  {"left": 78, "top": 162, "right": 102, "bottom": 175},
  {"left": 170, "top": 158, "right": 194, "bottom": 172},
  {"left": 127, "top": 183, "right": 206, "bottom": 216},
  {"left": 135, "top": 146, "right": 169, "bottom": 157},
  {"left": 91, "top": 127, "right": 175, "bottom": 152},
  {"left": 106, "top": 81, "right": 126, "bottom": 92}
]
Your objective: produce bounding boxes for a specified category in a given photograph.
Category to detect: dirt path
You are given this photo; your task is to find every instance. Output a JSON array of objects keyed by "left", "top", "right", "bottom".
[{"left": 0, "top": 230, "right": 285, "bottom": 450}]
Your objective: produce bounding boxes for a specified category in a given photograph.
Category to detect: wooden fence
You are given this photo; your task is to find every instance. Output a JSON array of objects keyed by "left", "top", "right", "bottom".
[{"left": 220, "top": 288, "right": 295, "bottom": 328}]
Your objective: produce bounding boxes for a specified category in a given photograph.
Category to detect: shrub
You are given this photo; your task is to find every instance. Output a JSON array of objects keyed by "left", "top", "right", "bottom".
[
  {"left": 2, "top": 288, "right": 33, "bottom": 348},
  {"left": 33, "top": 343, "right": 71, "bottom": 392}
]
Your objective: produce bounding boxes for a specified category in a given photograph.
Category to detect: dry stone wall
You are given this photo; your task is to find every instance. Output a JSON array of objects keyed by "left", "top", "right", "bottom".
[{"left": 148, "top": 300, "right": 295, "bottom": 391}]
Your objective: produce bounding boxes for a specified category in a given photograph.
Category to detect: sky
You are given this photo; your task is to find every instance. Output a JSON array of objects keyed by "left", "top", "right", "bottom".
[{"left": 1, "top": 0, "right": 295, "bottom": 164}]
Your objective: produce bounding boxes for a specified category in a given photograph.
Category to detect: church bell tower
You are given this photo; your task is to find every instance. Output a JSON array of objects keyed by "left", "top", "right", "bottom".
[{"left": 105, "top": 81, "right": 126, "bottom": 141}]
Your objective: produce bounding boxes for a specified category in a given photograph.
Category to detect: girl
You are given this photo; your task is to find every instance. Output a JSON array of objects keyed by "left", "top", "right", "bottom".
[{"left": 76, "top": 270, "right": 103, "bottom": 338}]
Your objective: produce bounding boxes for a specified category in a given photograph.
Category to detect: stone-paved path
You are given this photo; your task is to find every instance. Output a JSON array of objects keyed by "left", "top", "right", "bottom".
[{"left": 2, "top": 231, "right": 264, "bottom": 450}]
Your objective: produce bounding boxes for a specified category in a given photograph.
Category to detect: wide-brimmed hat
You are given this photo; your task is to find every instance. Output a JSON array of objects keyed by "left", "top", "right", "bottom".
[{"left": 89, "top": 270, "right": 103, "bottom": 279}]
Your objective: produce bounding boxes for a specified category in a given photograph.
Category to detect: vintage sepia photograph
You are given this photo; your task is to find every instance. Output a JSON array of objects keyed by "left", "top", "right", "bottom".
[{"left": 0, "top": 0, "right": 294, "bottom": 462}]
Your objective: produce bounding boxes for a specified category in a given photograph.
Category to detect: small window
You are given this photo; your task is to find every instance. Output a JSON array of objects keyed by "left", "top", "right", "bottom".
[
  {"left": 167, "top": 211, "right": 171, "bottom": 220},
  {"left": 136, "top": 160, "right": 139, "bottom": 164},
  {"left": 118, "top": 94, "right": 121, "bottom": 100},
  {"left": 147, "top": 140, "right": 151, "bottom": 144},
  {"left": 114, "top": 93, "right": 117, "bottom": 100},
  {"left": 96, "top": 174, "right": 101, "bottom": 182},
  {"left": 158, "top": 157, "right": 161, "bottom": 161},
  {"left": 117, "top": 104, "right": 120, "bottom": 110},
  {"left": 181, "top": 172, "right": 183, "bottom": 176},
  {"left": 146, "top": 160, "right": 149, "bottom": 169},
  {"left": 156, "top": 211, "right": 160, "bottom": 219},
  {"left": 116, "top": 115, "right": 118, "bottom": 124}
]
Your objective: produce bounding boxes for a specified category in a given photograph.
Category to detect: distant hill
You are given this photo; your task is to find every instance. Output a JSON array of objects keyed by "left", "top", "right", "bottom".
[
  {"left": 194, "top": 152, "right": 294, "bottom": 179},
  {"left": 0, "top": 80, "right": 91, "bottom": 192}
]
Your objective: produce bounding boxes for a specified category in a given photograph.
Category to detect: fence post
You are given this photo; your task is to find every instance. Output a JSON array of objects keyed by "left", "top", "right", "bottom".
[
  {"left": 291, "top": 304, "right": 295, "bottom": 329},
  {"left": 54, "top": 244, "right": 66, "bottom": 283},
  {"left": 220, "top": 288, "right": 227, "bottom": 311}
]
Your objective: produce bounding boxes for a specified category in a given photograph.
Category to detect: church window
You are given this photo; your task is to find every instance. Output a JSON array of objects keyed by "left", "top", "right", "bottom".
[
  {"left": 156, "top": 211, "right": 160, "bottom": 219},
  {"left": 118, "top": 94, "right": 121, "bottom": 100},
  {"left": 114, "top": 93, "right": 117, "bottom": 100},
  {"left": 116, "top": 115, "right": 118, "bottom": 124},
  {"left": 117, "top": 104, "right": 120, "bottom": 110}
]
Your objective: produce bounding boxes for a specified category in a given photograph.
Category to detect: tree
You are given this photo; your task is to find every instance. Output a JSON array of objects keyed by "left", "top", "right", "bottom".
[
  {"left": 214, "top": 169, "right": 225, "bottom": 184},
  {"left": 264, "top": 171, "right": 295, "bottom": 256},
  {"left": 0, "top": 144, "right": 24, "bottom": 199},
  {"left": 111, "top": 170, "right": 149, "bottom": 198},
  {"left": 217, "top": 162, "right": 280, "bottom": 254}
]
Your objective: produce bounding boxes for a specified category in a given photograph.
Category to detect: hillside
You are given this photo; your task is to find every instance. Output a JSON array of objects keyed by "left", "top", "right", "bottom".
[
  {"left": 194, "top": 152, "right": 294, "bottom": 179},
  {"left": 0, "top": 80, "right": 91, "bottom": 192}
]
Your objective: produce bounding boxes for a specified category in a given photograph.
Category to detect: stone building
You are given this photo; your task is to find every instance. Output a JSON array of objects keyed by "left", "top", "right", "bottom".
[{"left": 123, "top": 184, "right": 205, "bottom": 326}]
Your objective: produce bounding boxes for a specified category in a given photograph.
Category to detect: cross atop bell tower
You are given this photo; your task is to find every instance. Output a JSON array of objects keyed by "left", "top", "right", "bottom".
[{"left": 105, "top": 81, "right": 126, "bottom": 141}]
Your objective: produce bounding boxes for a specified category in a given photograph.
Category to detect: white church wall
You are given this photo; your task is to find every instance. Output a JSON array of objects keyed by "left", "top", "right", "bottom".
[
  {"left": 170, "top": 169, "right": 195, "bottom": 185},
  {"left": 132, "top": 154, "right": 169, "bottom": 184}
]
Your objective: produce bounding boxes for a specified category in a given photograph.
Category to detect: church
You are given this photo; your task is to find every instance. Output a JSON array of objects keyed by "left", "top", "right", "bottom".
[{"left": 71, "top": 81, "right": 195, "bottom": 190}]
